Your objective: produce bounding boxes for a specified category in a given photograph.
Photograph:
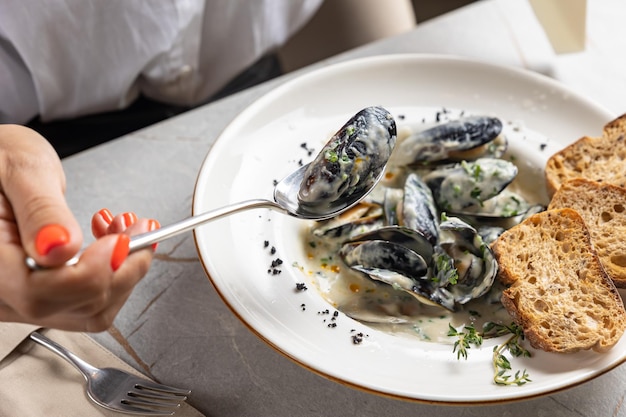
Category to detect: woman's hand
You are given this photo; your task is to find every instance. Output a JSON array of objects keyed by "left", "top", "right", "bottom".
[{"left": 0, "top": 124, "right": 158, "bottom": 332}]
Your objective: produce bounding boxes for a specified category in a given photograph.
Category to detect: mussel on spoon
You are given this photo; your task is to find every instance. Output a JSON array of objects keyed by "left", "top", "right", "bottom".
[{"left": 27, "top": 106, "right": 397, "bottom": 269}]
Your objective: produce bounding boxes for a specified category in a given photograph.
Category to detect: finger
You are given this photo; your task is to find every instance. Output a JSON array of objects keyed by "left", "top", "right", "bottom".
[
  {"left": 0, "top": 218, "right": 155, "bottom": 331},
  {"left": 0, "top": 235, "right": 122, "bottom": 320},
  {"left": 0, "top": 125, "right": 82, "bottom": 266},
  {"left": 106, "top": 214, "right": 160, "bottom": 251},
  {"left": 106, "top": 212, "right": 138, "bottom": 234},
  {"left": 91, "top": 208, "right": 114, "bottom": 238},
  {"left": 57, "top": 220, "right": 155, "bottom": 332}
]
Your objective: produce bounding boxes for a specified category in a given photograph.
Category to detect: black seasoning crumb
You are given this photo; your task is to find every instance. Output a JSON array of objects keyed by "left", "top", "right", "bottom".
[
  {"left": 350, "top": 329, "right": 368, "bottom": 345},
  {"left": 300, "top": 303, "right": 306, "bottom": 311},
  {"left": 421, "top": 117, "right": 426, "bottom": 123},
  {"left": 271, "top": 258, "right": 283, "bottom": 268},
  {"left": 271, "top": 269, "right": 282, "bottom": 275},
  {"left": 460, "top": 110, "right": 465, "bottom": 117},
  {"left": 333, "top": 311, "right": 339, "bottom": 318},
  {"left": 397, "top": 114, "right": 405, "bottom": 120},
  {"left": 298, "top": 159, "right": 303, "bottom": 167},
  {"left": 436, "top": 111, "right": 442, "bottom": 122},
  {"left": 270, "top": 246, "right": 276, "bottom": 255},
  {"left": 295, "top": 282, "right": 308, "bottom": 291},
  {"left": 272, "top": 179, "right": 278, "bottom": 186},
  {"left": 264, "top": 240, "right": 269, "bottom": 248},
  {"left": 300, "top": 142, "right": 315, "bottom": 157},
  {"left": 540, "top": 143, "right": 547, "bottom": 151},
  {"left": 327, "top": 323, "right": 337, "bottom": 328}
]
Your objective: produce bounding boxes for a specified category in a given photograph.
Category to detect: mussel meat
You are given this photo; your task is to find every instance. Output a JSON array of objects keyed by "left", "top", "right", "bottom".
[
  {"left": 423, "top": 158, "right": 518, "bottom": 213},
  {"left": 298, "top": 106, "right": 397, "bottom": 212}
]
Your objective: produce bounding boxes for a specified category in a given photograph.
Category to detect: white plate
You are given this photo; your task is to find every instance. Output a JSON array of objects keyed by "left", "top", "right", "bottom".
[{"left": 192, "top": 54, "right": 624, "bottom": 404}]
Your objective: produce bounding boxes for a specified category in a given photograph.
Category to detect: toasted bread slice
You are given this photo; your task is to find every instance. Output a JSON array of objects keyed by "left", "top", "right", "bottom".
[
  {"left": 548, "top": 178, "right": 626, "bottom": 288},
  {"left": 491, "top": 208, "right": 626, "bottom": 353},
  {"left": 545, "top": 114, "right": 626, "bottom": 196}
]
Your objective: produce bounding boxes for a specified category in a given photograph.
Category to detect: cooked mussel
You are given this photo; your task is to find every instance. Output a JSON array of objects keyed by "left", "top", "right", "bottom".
[
  {"left": 392, "top": 116, "right": 503, "bottom": 166},
  {"left": 423, "top": 158, "right": 518, "bottom": 213},
  {"left": 438, "top": 216, "right": 497, "bottom": 304},
  {"left": 298, "top": 106, "right": 397, "bottom": 212},
  {"left": 312, "top": 201, "right": 383, "bottom": 239},
  {"left": 339, "top": 226, "right": 455, "bottom": 311},
  {"left": 343, "top": 226, "right": 434, "bottom": 260},
  {"left": 452, "top": 189, "right": 532, "bottom": 219},
  {"left": 399, "top": 173, "right": 440, "bottom": 244}
]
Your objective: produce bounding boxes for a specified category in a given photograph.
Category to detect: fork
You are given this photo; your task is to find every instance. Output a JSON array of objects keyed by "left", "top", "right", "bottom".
[{"left": 29, "top": 331, "right": 191, "bottom": 415}]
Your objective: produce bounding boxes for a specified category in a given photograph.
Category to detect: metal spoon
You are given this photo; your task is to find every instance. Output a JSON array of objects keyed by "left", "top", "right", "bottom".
[{"left": 25, "top": 162, "right": 383, "bottom": 270}]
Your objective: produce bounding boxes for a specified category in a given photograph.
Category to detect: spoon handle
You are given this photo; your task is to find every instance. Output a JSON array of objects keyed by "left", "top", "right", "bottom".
[{"left": 25, "top": 199, "right": 286, "bottom": 270}]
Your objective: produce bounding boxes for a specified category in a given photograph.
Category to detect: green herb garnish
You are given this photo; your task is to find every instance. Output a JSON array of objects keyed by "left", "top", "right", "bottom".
[
  {"left": 447, "top": 324, "right": 483, "bottom": 360},
  {"left": 433, "top": 251, "right": 458, "bottom": 285},
  {"left": 449, "top": 322, "right": 532, "bottom": 386},
  {"left": 325, "top": 150, "right": 338, "bottom": 163},
  {"left": 486, "top": 323, "right": 532, "bottom": 386}
]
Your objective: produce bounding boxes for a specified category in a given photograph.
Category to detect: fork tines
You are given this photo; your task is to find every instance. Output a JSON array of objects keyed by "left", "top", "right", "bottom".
[{"left": 120, "top": 383, "right": 191, "bottom": 416}]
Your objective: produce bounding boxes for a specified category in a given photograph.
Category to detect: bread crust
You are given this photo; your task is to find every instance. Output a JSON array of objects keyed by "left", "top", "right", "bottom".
[
  {"left": 545, "top": 113, "right": 626, "bottom": 196},
  {"left": 491, "top": 208, "right": 626, "bottom": 353},
  {"left": 549, "top": 178, "right": 626, "bottom": 287}
]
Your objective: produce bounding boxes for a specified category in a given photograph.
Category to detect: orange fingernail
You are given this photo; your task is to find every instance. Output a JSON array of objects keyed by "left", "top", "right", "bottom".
[
  {"left": 121, "top": 212, "right": 138, "bottom": 229},
  {"left": 148, "top": 219, "right": 161, "bottom": 251},
  {"left": 111, "top": 234, "right": 130, "bottom": 271},
  {"left": 35, "top": 224, "right": 70, "bottom": 256},
  {"left": 98, "top": 208, "right": 114, "bottom": 225}
]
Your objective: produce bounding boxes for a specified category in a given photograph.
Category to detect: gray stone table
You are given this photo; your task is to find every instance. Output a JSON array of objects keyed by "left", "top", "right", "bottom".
[{"left": 65, "top": 0, "right": 626, "bottom": 416}]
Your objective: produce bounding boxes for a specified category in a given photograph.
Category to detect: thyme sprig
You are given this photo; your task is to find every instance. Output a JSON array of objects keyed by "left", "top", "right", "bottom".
[
  {"left": 447, "top": 324, "right": 482, "bottom": 360},
  {"left": 486, "top": 323, "right": 532, "bottom": 386},
  {"left": 448, "top": 322, "right": 532, "bottom": 386}
]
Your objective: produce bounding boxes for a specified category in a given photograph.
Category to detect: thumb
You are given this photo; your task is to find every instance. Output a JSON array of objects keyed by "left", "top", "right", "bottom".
[{"left": 0, "top": 125, "right": 83, "bottom": 266}]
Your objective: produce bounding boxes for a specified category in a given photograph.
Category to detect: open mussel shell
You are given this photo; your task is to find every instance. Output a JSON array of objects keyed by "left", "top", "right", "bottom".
[
  {"left": 382, "top": 173, "right": 440, "bottom": 244},
  {"left": 392, "top": 116, "right": 503, "bottom": 166},
  {"left": 339, "top": 226, "right": 457, "bottom": 311},
  {"left": 344, "top": 225, "right": 434, "bottom": 260},
  {"left": 399, "top": 173, "right": 439, "bottom": 245},
  {"left": 448, "top": 190, "right": 531, "bottom": 220},
  {"left": 298, "top": 106, "right": 397, "bottom": 212},
  {"left": 340, "top": 240, "right": 455, "bottom": 312},
  {"left": 446, "top": 131, "right": 508, "bottom": 162},
  {"left": 312, "top": 202, "right": 383, "bottom": 239},
  {"left": 438, "top": 217, "right": 497, "bottom": 304},
  {"left": 341, "top": 240, "right": 429, "bottom": 283},
  {"left": 423, "top": 158, "right": 518, "bottom": 213}
]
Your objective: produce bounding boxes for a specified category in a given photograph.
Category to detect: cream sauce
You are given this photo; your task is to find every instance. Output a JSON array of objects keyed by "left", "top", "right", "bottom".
[{"left": 298, "top": 109, "right": 549, "bottom": 344}]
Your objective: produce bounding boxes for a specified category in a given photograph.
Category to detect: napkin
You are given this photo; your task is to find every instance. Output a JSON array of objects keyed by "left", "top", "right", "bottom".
[{"left": 0, "top": 322, "right": 205, "bottom": 417}]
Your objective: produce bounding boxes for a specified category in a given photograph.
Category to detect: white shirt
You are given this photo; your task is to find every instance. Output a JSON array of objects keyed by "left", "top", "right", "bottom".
[{"left": 0, "top": 0, "right": 323, "bottom": 124}]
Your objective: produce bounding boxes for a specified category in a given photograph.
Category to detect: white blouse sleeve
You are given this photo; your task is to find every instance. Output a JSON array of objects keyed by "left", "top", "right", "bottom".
[{"left": 0, "top": 0, "right": 322, "bottom": 124}]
